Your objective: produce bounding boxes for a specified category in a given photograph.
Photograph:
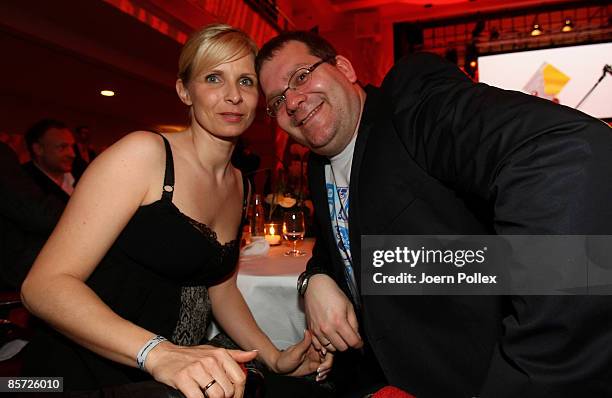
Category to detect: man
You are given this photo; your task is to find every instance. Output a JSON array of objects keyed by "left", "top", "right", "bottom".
[
  {"left": 256, "top": 32, "right": 612, "bottom": 397},
  {"left": 0, "top": 141, "right": 63, "bottom": 289},
  {"left": 23, "top": 119, "right": 76, "bottom": 203}
]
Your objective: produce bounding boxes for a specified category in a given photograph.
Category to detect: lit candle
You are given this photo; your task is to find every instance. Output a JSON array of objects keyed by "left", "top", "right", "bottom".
[{"left": 264, "top": 223, "right": 281, "bottom": 245}]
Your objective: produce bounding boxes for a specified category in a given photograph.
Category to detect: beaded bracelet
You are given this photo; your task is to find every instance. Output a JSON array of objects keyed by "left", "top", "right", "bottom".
[{"left": 136, "top": 335, "right": 167, "bottom": 371}]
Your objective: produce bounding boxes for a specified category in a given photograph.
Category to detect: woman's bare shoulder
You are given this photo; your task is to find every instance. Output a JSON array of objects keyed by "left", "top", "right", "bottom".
[
  {"left": 109, "top": 130, "right": 165, "bottom": 154},
  {"left": 94, "top": 131, "right": 166, "bottom": 166},
  {"left": 75, "top": 131, "right": 169, "bottom": 195}
]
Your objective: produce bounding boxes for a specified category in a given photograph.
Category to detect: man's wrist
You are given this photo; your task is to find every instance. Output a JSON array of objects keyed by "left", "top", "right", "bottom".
[{"left": 297, "top": 267, "right": 328, "bottom": 296}]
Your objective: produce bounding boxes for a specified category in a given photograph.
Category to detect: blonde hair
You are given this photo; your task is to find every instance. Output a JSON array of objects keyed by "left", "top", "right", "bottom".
[{"left": 178, "top": 24, "right": 258, "bottom": 84}]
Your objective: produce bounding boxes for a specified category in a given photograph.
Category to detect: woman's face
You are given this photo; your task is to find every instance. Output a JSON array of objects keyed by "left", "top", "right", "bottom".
[{"left": 182, "top": 53, "right": 258, "bottom": 139}]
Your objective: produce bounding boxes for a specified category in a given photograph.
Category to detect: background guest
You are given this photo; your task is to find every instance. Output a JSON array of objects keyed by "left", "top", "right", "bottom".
[{"left": 22, "top": 119, "right": 76, "bottom": 202}]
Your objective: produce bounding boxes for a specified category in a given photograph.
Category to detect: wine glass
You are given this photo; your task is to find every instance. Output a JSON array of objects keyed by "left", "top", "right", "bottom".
[{"left": 282, "top": 209, "right": 306, "bottom": 256}]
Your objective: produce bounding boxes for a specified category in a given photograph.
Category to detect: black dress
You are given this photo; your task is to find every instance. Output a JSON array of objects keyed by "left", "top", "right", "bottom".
[{"left": 23, "top": 133, "right": 247, "bottom": 390}]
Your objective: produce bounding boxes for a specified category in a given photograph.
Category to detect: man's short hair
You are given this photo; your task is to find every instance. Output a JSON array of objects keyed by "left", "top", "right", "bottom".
[
  {"left": 255, "top": 31, "right": 338, "bottom": 76},
  {"left": 24, "top": 119, "right": 67, "bottom": 157}
]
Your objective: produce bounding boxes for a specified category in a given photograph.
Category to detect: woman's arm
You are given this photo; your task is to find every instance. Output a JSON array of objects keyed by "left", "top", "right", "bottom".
[
  {"left": 21, "top": 131, "right": 161, "bottom": 364},
  {"left": 21, "top": 132, "right": 254, "bottom": 398},
  {"left": 209, "top": 274, "right": 280, "bottom": 369},
  {"left": 209, "top": 274, "right": 333, "bottom": 377}
]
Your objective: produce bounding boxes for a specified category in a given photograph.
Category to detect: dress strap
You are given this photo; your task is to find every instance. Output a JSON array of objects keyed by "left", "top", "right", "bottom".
[{"left": 154, "top": 132, "right": 175, "bottom": 201}]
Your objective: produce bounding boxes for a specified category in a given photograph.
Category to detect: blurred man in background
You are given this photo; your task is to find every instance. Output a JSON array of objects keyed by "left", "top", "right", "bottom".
[{"left": 22, "top": 119, "right": 76, "bottom": 203}]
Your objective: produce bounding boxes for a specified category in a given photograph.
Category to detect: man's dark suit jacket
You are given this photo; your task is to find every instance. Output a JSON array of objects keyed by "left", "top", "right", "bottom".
[
  {"left": 307, "top": 53, "right": 612, "bottom": 397},
  {"left": 22, "top": 161, "right": 71, "bottom": 204},
  {"left": 0, "top": 144, "right": 63, "bottom": 289}
]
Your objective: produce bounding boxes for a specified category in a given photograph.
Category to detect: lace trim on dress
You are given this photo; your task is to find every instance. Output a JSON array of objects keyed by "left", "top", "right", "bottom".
[
  {"left": 167, "top": 202, "right": 238, "bottom": 248},
  {"left": 184, "top": 216, "right": 238, "bottom": 247},
  {"left": 171, "top": 285, "right": 212, "bottom": 346}
]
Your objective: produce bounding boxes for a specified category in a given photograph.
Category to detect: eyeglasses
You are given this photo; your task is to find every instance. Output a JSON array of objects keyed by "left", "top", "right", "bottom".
[{"left": 266, "top": 56, "right": 335, "bottom": 117}]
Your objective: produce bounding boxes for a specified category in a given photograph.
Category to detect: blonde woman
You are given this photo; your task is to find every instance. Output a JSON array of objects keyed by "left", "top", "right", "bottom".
[{"left": 21, "top": 24, "right": 331, "bottom": 398}]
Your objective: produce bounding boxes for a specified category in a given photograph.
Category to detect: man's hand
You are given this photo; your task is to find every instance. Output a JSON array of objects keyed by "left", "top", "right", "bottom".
[{"left": 304, "top": 274, "right": 363, "bottom": 353}]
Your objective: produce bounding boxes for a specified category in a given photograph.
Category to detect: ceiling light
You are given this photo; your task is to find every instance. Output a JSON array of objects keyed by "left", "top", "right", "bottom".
[
  {"left": 562, "top": 19, "right": 573, "bottom": 32},
  {"left": 100, "top": 90, "right": 115, "bottom": 97},
  {"left": 530, "top": 24, "right": 543, "bottom": 36}
]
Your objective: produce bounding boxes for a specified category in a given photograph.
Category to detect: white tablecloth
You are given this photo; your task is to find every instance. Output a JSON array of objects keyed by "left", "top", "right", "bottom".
[{"left": 208, "top": 238, "right": 314, "bottom": 349}]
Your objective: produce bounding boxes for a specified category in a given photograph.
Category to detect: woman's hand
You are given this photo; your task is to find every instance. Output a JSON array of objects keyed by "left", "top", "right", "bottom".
[
  {"left": 146, "top": 342, "right": 258, "bottom": 398},
  {"left": 273, "top": 330, "right": 334, "bottom": 381}
]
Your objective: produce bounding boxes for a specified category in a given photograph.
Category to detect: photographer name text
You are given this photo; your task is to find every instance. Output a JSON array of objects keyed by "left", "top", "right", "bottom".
[
  {"left": 372, "top": 272, "right": 497, "bottom": 284},
  {"left": 371, "top": 246, "right": 497, "bottom": 285}
]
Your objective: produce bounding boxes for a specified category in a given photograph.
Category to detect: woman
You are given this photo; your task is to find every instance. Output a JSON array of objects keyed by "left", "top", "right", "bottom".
[{"left": 21, "top": 24, "right": 331, "bottom": 397}]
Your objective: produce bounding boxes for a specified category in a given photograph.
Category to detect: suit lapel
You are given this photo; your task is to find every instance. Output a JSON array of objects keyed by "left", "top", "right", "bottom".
[
  {"left": 308, "top": 154, "right": 345, "bottom": 273},
  {"left": 308, "top": 153, "right": 330, "bottom": 232},
  {"left": 348, "top": 86, "right": 384, "bottom": 289}
]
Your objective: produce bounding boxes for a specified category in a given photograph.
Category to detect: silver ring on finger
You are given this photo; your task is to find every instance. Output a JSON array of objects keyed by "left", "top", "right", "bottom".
[{"left": 202, "top": 379, "right": 216, "bottom": 398}]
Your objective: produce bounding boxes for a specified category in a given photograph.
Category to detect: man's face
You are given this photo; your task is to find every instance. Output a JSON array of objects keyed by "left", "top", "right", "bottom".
[
  {"left": 259, "top": 41, "right": 362, "bottom": 157},
  {"left": 33, "top": 127, "right": 76, "bottom": 174}
]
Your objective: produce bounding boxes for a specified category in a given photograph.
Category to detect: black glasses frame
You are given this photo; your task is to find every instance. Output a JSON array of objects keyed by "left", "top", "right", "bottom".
[{"left": 266, "top": 56, "right": 335, "bottom": 117}]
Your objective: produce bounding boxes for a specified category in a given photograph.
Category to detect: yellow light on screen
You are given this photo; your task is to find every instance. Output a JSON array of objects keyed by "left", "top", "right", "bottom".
[
  {"left": 100, "top": 90, "right": 115, "bottom": 97},
  {"left": 469, "top": 60, "right": 477, "bottom": 68}
]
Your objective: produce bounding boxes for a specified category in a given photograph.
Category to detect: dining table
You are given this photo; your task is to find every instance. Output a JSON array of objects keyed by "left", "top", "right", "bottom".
[{"left": 207, "top": 238, "right": 314, "bottom": 350}]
